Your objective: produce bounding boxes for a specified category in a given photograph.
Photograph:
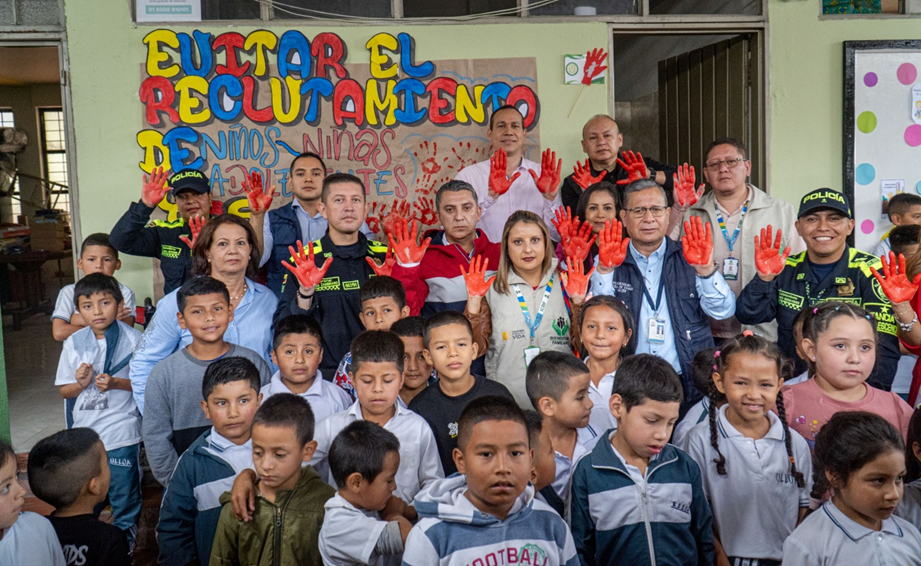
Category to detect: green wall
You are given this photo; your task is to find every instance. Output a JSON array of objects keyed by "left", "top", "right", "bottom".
[
  {"left": 64, "top": 2, "right": 610, "bottom": 300},
  {"left": 768, "top": 0, "right": 921, "bottom": 206}
]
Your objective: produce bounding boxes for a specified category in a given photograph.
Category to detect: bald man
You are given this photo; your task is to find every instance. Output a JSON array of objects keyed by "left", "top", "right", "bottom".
[{"left": 560, "top": 115, "right": 676, "bottom": 212}]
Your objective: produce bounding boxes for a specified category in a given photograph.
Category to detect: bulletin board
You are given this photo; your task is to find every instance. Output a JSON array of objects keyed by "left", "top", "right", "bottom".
[{"left": 844, "top": 40, "right": 921, "bottom": 252}]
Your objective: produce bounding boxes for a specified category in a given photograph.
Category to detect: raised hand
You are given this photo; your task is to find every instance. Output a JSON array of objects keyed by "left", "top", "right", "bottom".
[
  {"left": 561, "top": 257, "right": 595, "bottom": 302},
  {"left": 754, "top": 225, "right": 790, "bottom": 280},
  {"left": 528, "top": 148, "right": 563, "bottom": 199},
  {"left": 381, "top": 199, "right": 413, "bottom": 240},
  {"left": 597, "top": 219, "right": 629, "bottom": 269},
  {"left": 179, "top": 215, "right": 206, "bottom": 249},
  {"left": 243, "top": 170, "right": 274, "bottom": 214},
  {"left": 871, "top": 252, "right": 921, "bottom": 305},
  {"left": 673, "top": 163, "right": 705, "bottom": 208},
  {"left": 681, "top": 216, "right": 714, "bottom": 269},
  {"left": 413, "top": 197, "right": 437, "bottom": 226},
  {"left": 581, "top": 48, "right": 608, "bottom": 85},
  {"left": 552, "top": 206, "right": 576, "bottom": 244},
  {"left": 141, "top": 166, "right": 171, "bottom": 207},
  {"left": 366, "top": 202, "right": 382, "bottom": 236},
  {"left": 572, "top": 159, "right": 606, "bottom": 190},
  {"left": 562, "top": 220, "right": 598, "bottom": 263},
  {"left": 615, "top": 151, "right": 649, "bottom": 185},
  {"left": 488, "top": 149, "right": 521, "bottom": 198},
  {"left": 283, "top": 240, "right": 332, "bottom": 290},
  {"left": 390, "top": 219, "right": 431, "bottom": 265},
  {"left": 461, "top": 255, "right": 496, "bottom": 297},
  {"left": 366, "top": 247, "right": 397, "bottom": 277}
]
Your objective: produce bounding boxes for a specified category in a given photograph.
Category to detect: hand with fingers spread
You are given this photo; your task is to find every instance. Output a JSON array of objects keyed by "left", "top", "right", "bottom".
[
  {"left": 581, "top": 48, "right": 608, "bottom": 86},
  {"left": 754, "top": 225, "right": 790, "bottom": 281},
  {"left": 283, "top": 240, "right": 333, "bottom": 291},
  {"left": 488, "top": 149, "right": 521, "bottom": 198},
  {"left": 673, "top": 163, "right": 705, "bottom": 209},
  {"left": 179, "top": 215, "right": 206, "bottom": 249},
  {"left": 871, "top": 252, "right": 921, "bottom": 305},
  {"left": 597, "top": 219, "right": 630, "bottom": 271},
  {"left": 562, "top": 220, "right": 598, "bottom": 264},
  {"left": 681, "top": 216, "right": 714, "bottom": 274},
  {"left": 572, "top": 159, "right": 606, "bottom": 190},
  {"left": 615, "top": 151, "right": 649, "bottom": 185},
  {"left": 366, "top": 202, "right": 382, "bottom": 236},
  {"left": 381, "top": 199, "right": 413, "bottom": 240},
  {"left": 141, "top": 166, "right": 172, "bottom": 208},
  {"left": 243, "top": 170, "right": 275, "bottom": 215},
  {"left": 461, "top": 255, "right": 496, "bottom": 298},
  {"left": 561, "top": 257, "right": 595, "bottom": 304},
  {"left": 413, "top": 197, "right": 438, "bottom": 226},
  {"left": 529, "top": 148, "right": 563, "bottom": 200},
  {"left": 366, "top": 247, "right": 397, "bottom": 277},
  {"left": 552, "top": 207, "right": 576, "bottom": 244},
  {"left": 390, "top": 219, "right": 431, "bottom": 265}
]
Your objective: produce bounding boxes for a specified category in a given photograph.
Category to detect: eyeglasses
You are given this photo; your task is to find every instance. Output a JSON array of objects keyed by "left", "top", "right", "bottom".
[
  {"left": 627, "top": 206, "right": 668, "bottom": 219},
  {"left": 704, "top": 157, "right": 747, "bottom": 171}
]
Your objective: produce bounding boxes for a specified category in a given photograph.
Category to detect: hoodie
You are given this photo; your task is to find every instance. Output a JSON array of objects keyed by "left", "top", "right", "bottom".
[{"left": 402, "top": 475, "right": 579, "bottom": 566}]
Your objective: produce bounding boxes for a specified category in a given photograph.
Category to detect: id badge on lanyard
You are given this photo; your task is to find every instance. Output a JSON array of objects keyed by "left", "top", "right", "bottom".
[
  {"left": 514, "top": 275, "right": 555, "bottom": 368},
  {"left": 716, "top": 201, "right": 749, "bottom": 282},
  {"left": 648, "top": 317, "right": 667, "bottom": 344},
  {"left": 721, "top": 257, "right": 740, "bottom": 280}
]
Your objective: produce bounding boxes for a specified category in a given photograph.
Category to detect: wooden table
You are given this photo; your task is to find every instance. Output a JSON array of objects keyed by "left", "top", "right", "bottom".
[{"left": 0, "top": 249, "right": 72, "bottom": 330}]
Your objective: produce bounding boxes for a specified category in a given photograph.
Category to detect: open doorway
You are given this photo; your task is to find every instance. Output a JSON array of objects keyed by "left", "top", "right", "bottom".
[{"left": 0, "top": 43, "right": 75, "bottom": 452}]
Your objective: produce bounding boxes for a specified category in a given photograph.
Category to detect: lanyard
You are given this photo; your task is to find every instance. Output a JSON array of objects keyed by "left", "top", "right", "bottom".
[
  {"left": 715, "top": 200, "right": 750, "bottom": 253},
  {"left": 642, "top": 274, "right": 666, "bottom": 318},
  {"left": 513, "top": 274, "right": 554, "bottom": 342}
]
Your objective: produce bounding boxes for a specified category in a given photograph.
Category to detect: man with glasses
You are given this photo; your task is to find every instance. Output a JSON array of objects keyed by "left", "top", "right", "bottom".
[
  {"left": 670, "top": 138, "right": 804, "bottom": 341},
  {"left": 589, "top": 178, "right": 735, "bottom": 410},
  {"left": 736, "top": 188, "right": 900, "bottom": 390}
]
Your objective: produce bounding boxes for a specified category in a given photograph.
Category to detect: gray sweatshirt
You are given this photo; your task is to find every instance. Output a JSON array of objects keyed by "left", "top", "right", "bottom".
[{"left": 142, "top": 346, "right": 271, "bottom": 485}]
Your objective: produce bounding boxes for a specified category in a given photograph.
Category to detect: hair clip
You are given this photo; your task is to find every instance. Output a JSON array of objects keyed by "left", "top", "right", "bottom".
[
  {"left": 713, "top": 350, "right": 721, "bottom": 358},
  {"left": 742, "top": 330, "right": 754, "bottom": 337},
  {"left": 813, "top": 308, "right": 819, "bottom": 314},
  {"left": 834, "top": 305, "right": 842, "bottom": 312},
  {"left": 712, "top": 365, "right": 718, "bottom": 371},
  {"left": 789, "top": 456, "right": 795, "bottom": 465}
]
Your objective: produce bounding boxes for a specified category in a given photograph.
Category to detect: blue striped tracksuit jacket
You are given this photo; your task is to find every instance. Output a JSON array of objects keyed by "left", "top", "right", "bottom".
[
  {"left": 403, "top": 475, "right": 579, "bottom": 566},
  {"left": 569, "top": 435, "right": 714, "bottom": 566}
]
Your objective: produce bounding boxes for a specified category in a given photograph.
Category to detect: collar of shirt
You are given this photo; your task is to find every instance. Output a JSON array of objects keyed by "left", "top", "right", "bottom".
[
  {"left": 716, "top": 403, "right": 785, "bottom": 442},
  {"left": 822, "top": 500, "right": 904, "bottom": 541},
  {"left": 234, "top": 277, "right": 262, "bottom": 312},
  {"left": 801, "top": 246, "right": 851, "bottom": 286},
  {"left": 347, "top": 398, "right": 406, "bottom": 425},
  {"left": 267, "top": 369, "right": 325, "bottom": 397},
  {"left": 321, "top": 232, "right": 368, "bottom": 260},
  {"left": 583, "top": 356, "right": 616, "bottom": 399},
  {"left": 610, "top": 440, "right": 656, "bottom": 484},
  {"left": 714, "top": 185, "right": 754, "bottom": 216},
  {"left": 629, "top": 238, "right": 668, "bottom": 269},
  {"left": 291, "top": 199, "right": 323, "bottom": 219}
]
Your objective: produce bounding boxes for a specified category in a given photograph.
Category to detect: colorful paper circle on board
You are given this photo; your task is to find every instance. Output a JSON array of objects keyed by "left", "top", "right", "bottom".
[
  {"left": 856, "top": 163, "right": 876, "bottom": 185},
  {"left": 864, "top": 72, "right": 878, "bottom": 87},
  {"left": 898, "top": 63, "right": 918, "bottom": 85},
  {"left": 906, "top": 125, "right": 921, "bottom": 147},
  {"left": 857, "top": 111, "right": 877, "bottom": 133},
  {"left": 917, "top": 180, "right": 921, "bottom": 194},
  {"left": 861, "top": 219, "right": 875, "bottom": 234}
]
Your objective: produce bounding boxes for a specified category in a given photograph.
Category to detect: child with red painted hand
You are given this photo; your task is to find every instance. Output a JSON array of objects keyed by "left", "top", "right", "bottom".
[{"left": 685, "top": 333, "right": 812, "bottom": 566}]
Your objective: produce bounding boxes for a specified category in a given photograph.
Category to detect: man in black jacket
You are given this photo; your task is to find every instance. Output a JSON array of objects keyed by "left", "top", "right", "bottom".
[
  {"left": 109, "top": 168, "right": 212, "bottom": 294},
  {"left": 273, "top": 173, "right": 389, "bottom": 381}
]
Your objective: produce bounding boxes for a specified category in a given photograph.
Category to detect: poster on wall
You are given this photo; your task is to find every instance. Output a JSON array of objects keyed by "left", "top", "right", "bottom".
[
  {"left": 136, "top": 0, "right": 201, "bottom": 22},
  {"left": 844, "top": 40, "right": 921, "bottom": 252},
  {"left": 137, "top": 29, "right": 541, "bottom": 238}
]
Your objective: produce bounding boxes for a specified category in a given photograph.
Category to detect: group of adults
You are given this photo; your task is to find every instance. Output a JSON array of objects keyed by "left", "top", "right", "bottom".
[{"left": 108, "top": 106, "right": 917, "bottom": 410}]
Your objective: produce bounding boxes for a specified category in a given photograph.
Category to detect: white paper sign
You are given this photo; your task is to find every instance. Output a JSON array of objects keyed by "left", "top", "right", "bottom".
[
  {"left": 136, "top": 0, "right": 201, "bottom": 22},
  {"left": 882, "top": 179, "right": 907, "bottom": 219},
  {"left": 913, "top": 84, "right": 921, "bottom": 124},
  {"left": 564, "top": 54, "right": 604, "bottom": 85}
]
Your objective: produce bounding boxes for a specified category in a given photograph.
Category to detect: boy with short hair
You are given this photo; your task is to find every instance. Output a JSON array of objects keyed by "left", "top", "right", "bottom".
[
  {"left": 319, "top": 420, "right": 412, "bottom": 565},
  {"left": 874, "top": 192, "right": 921, "bottom": 257},
  {"left": 263, "top": 314, "right": 351, "bottom": 422},
  {"left": 54, "top": 273, "right": 143, "bottom": 545},
  {"left": 209, "top": 394, "right": 335, "bottom": 565},
  {"left": 28, "top": 428, "right": 130, "bottom": 566},
  {"left": 887, "top": 223, "right": 920, "bottom": 401},
  {"left": 334, "top": 275, "right": 410, "bottom": 398},
  {"left": 524, "top": 409, "right": 562, "bottom": 516},
  {"left": 409, "top": 311, "right": 513, "bottom": 475},
  {"left": 403, "top": 396, "right": 578, "bottom": 566},
  {"left": 525, "top": 351, "right": 597, "bottom": 502},
  {"left": 143, "top": 277, "right": 271, "bottom": 486},
  {"left": 156, "top": 357, "right": 263, "bottom": 566},
  {"left": 390, "top": 316, "right": 437, "bottom": 407},
  {"left": 570, "top": 354, "right": 714, "bottom": 566}
]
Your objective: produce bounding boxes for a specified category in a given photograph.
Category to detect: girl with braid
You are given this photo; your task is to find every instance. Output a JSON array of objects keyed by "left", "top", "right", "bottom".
[{"left": 686, "top": 332, "right": 812, "bottom": 566}]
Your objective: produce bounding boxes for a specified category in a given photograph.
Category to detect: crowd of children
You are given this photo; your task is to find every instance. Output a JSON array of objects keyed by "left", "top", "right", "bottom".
[{"left": 8, "top": 128, "right": 921, "bottom": 566}]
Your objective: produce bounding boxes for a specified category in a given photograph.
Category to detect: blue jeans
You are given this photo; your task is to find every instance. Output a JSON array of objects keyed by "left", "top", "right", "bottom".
[
  {"left": 64, "top": 398, "right": 76, "bottom": 428},
  {"left": 107, "top": 444, "right": 142, "bottom": 548}
]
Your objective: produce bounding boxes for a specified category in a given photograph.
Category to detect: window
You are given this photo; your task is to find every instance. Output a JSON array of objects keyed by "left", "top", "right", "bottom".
[
  {"left": 0, "top": 109, "right": 22, "bottom": 219},
  {"left": 39, "top": 108, "right": 68, "bottom": 214},
  {"left": 274, "top": 0, "right": 391, "bottom": 19}
]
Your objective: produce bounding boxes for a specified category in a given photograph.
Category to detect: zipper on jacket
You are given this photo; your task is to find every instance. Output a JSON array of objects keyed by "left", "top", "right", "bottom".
[
  {"left": 640, "top": 489, "right": 656, "bottom": 564},
  {"left": 273, "top": 506, "right": 282, "bottom": 566}
]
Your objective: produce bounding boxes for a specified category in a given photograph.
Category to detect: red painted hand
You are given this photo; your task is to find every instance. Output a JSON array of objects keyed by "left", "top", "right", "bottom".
[
  {"left": 366, "top": 202, "right": 382, "bottom": 236},
  {"left": 871, "top": 252, "right": 921, "bottom": 305},
  {"left": 381, "top": 199, "right": 413, "bottom": 240},
  {"left": 283, "top": 240, "right": 333, "bottom": 289},
  {"left": 572, "top": 159, "right": 606, "bottom": 190},
  {"left": 461, "top": 255, "right": 496, "bottom": 297},
  {"left": 562, "top": 220, "right": 598, "bottom": 264},
  {"left": 681, "top": 216, "right": 713, "bottom": 267},
  {"left": 488, "top": 149, "right": 521, "bottom": 197},
  {"left": 179, "top": 215, "right": 206, "bottom": 249},
  {"left": 615, "top": 151, "right": 649, "bottom": 185},
  {"left": 597, "top": 219, "right": 630, "bottom": 268},
  {"left": 366, "top": 247, "right": 397, "bottom": 277},
  {"left": 413, "top": 197, "right": 437, "bottom": 226},
  {"left": 581, "top": 48, "right": 608, "bottom": 85},
  {"left": 390, "top": 219, "right": 431, "bottom": 265},
  {"left": 673, "top": 163, "right": 705, "bottom": 208},
  {"left": 754, "top": 225, "right": 791, "bottom": 277},
  {"left": 528, "top": 148, "right": 562, "bottom": 198},
  {"left": 561, "top": 257, "right": 595, "bottom": 300},
  {"left": 552, "top": 206, "right": 575, "bottom": 244},
  {"left": 141, "top": 166, "right": 171, "bottom": 207},
  {"left": 243, "top": 171, "right": 275, "bottom": 214}
]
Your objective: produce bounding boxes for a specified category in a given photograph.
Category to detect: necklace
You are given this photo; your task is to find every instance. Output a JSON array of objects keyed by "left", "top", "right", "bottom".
[{"left": 230, "top": 283, "right": 248, "bottom": 301}]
